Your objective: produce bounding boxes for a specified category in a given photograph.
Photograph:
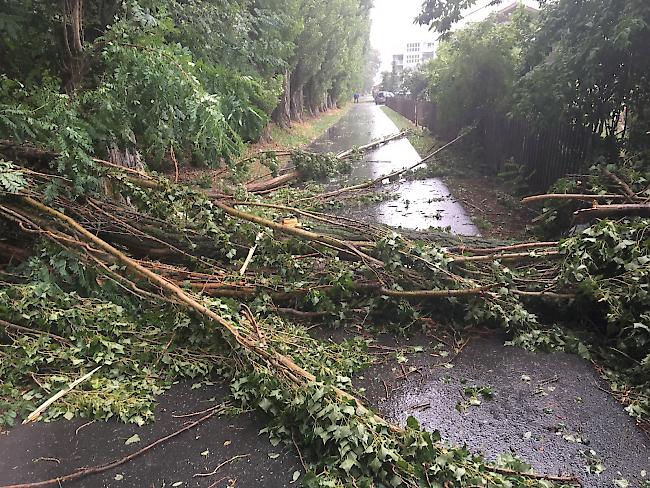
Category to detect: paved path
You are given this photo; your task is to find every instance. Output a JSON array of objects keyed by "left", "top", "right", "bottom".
[
  {"left": 356, "top": 332, "right": 650, "bottom": 488},
  {"left": 310, "top": 102, "right": 480, "bottom": 235}
]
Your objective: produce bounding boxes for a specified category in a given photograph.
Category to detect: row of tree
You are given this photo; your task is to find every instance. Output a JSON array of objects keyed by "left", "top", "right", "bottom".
[
  {"left": 0, "top": 0, "right": 378, "bottom": 170},
  {"left": 382, "top": 0, "right": 650, "bottom": 155}
]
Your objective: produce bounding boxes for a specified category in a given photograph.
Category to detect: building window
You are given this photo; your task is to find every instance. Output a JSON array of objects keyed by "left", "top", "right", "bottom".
[
  {"left": 425, "top": 42, "right": 435, "bottom": 49},
  {"left": 406, "top": 54, "right": 420, "bottom": 64},
  {"left": 406, "top": 42, "right": 420, "bottom": 52}
]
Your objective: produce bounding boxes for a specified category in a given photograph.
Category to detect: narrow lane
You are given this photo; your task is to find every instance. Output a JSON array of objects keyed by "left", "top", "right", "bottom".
[{"left": 310, "top": 101, "right": 480, "bottom": 235}]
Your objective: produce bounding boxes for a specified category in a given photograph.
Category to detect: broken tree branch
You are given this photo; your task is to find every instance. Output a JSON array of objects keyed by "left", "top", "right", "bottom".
[
  {"left": 573, "top": 203, "right": 650, "bottom": 223},
  {"left": 302, "top": 132, "right": 467, "bottom": 201},
  {"left": 335, "top": 130, "right": 408, "bottom": 159},
  {"left": 521, "top": 194, "right": 627, "bottom": 205},
  {"left": 23, "top": 365, "right": 102, "bottom": 424}
]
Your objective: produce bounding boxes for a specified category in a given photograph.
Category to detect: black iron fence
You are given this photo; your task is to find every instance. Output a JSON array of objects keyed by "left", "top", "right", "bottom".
[{"left": 386, "top": 96, "right": 595, "bottom": 191}]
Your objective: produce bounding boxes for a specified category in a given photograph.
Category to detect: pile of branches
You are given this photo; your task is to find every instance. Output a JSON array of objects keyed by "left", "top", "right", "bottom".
[
  {"left": 522, "top": 157, "right": 650, "bottom": 237},
  {"left": 0, "top": 137, "right": 647, "bottom": 487}
]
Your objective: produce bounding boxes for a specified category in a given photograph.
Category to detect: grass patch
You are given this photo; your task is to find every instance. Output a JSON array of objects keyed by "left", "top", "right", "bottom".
[
  {"left": 268, "top": 105, "right": 351, "bottom": 149},
  {"left": 380, "top": 105, "right": 436, "bottom": 157}
]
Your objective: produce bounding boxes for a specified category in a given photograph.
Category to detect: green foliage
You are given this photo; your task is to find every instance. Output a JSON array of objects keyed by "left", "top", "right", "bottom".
[
  {"left": 423, "top": 10, "right": 537, "bottom": 134},
  {"left": 513, "top": 0, "right": 650, "bottom": 141},
  {"left": 0, "top": 0, "right": 372, "bottom": 179},
  {"left": 534, "top": 159, "right": 650, "bottom": 238},
  {"left": 416, "top": 0, "right": 483, "bottom": 34},
  {"left": 291, "top": 151, "right": 353, "bottom": 180},
  {"left": 0, "top": 276, "right": 216, "bottom": 426},
  {"left": 0, "top": 160, "right": 27, "bottom": 193},
  {"left": 511, "top": 217, "right": 650, "bottom": 423},
  {"left": 0, "top": 75, "right": 98, "bottom": 194}
]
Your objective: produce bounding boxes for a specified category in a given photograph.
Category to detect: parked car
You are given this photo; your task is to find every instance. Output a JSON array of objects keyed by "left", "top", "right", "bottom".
[{"left": 374, "top": 91, "right": 394, "bottom": 105}]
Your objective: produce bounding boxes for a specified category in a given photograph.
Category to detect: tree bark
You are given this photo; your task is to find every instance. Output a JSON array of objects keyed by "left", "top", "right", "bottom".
[
  {"left": 290, "top": 85, "right": 304, "bottom": 122},
  {"left": 573, "top": 204, "right": 650, "bottom": 223},
  {"left": 61, "top": 0, "right": 87, "bottom": 92},
  {"left": 271, "top": 69, "right": 292, "bottom": 128}
]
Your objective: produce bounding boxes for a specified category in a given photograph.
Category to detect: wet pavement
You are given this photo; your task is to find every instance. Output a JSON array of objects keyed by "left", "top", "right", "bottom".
[
  {"left": 0, "top": 383, "right": 302, "bottom": 488},
  {"left": 354, "top": 332, "right": 650, "bottom": 488},
  {"left": 310, "top": 102, "right": 480, "bottom": 235}
]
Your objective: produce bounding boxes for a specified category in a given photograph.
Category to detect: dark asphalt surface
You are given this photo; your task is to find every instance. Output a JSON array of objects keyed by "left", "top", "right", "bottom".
[
  {"left": 0, "top": 383, "right": 301, "bottom": 488},
  {"left": 4, "top": 333, "right": 646, "bottom": 487},
  {"left": 354, "top": 331, "right": 650, "bottom": 488}
]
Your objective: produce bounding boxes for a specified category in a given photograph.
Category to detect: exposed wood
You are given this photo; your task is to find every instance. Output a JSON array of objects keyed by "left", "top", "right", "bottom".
[
  {"left": 21, "top": 196, "right": 398, "bottom": 433},
  {"left": 485, "top": 466, "right": 580, "bottom": 485},
  {"left": 335, "top": 130, "right": 407, "bottom": 159},
  {"left": 573, "top": 203, "right": 650, "bottom": 223},
  {"left": 23, "top": 365, "right": 102, "bottom": 424},
  {"left": 244, "top": 131, "right": 406, "bottom": 193},
  {"left": 245, "top": 170, "right": 300, "bottom": 193},
  {"left": 215, "top": 201, "right": 384, "bottom": 267},
  {"left": 452, "top": 250, "right": 560, "bottom": 263},
  {"left": 379, "top": 285, "right": 495, "bottom": 298},
  {"left": 603, "top": 168, "right": 642, "bottom": 201},
  {"left": 449, "top": 241, "right": 559, "bottom": 255},
  {"left": 512, "top": 290, "right": 575, "bottom": 299},
  {"left": 521, "top": 193, "right": 627, "bottom": 205}
]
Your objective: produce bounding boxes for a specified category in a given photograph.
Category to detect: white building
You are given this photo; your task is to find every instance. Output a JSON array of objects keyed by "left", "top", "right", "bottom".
[{"left": 391, "top": 40, "right": 436, "bottom": 73}]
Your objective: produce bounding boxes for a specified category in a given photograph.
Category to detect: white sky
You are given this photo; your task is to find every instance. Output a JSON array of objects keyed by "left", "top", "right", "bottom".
[{"left": 370, "top": 0, "right": 539, "bottom": 74}]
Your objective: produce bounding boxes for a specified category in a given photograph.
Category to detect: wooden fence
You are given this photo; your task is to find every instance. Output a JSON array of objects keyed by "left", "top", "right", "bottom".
[{"left": 385, "top": 96, "right": 595, "bottom": 191}]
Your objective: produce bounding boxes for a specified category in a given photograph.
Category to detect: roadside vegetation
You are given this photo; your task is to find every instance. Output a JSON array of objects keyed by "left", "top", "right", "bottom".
[
  {"left": 380, "top": 105, "right": 531, "bottom": 239},
  {"left": 268, "top": 106, "right": 351, "bottom": 149},
  {"left": 0, "top": 1, "right": 649, "bottom": 487}
]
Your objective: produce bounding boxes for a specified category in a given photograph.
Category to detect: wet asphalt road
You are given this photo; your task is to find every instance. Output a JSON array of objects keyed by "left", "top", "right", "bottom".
[
  {"left": 355, "top": 332, "right": 650, "bottom": 488},
  {"left": 310, "top": 101, "right": 480, "bottom": 235},
  {"left": 0, "top": 383, "right": 302, "bottom": 488},
  {"left": 2, "top": 102, "right": 649, "bottom": 488}
]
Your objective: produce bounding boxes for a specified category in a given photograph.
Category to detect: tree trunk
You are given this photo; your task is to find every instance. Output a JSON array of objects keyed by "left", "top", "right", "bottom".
[
  {"left": 271, "top": 69, "right": 291, "bottom": 128},
  {"left": 61, "top": 0, "right": 88, "bottom": 92},
  {"left": 290, "top": 85, "right": 304, "bottom": 122}
]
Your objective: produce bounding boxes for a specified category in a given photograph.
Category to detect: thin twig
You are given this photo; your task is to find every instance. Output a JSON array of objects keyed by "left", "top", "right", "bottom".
[{"left": 193, "top": 454, "right": 250, "bottom": 478}]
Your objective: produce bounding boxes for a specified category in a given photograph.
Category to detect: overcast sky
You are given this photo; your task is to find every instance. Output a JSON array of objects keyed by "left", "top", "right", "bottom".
[{"left": 370, "top": 0, "right": 539, "bottom": 74}]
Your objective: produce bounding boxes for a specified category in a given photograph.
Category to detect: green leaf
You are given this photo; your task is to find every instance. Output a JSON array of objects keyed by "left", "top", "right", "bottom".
[{"left": 125, "top": 434, "right": 141, "bottom": 445}]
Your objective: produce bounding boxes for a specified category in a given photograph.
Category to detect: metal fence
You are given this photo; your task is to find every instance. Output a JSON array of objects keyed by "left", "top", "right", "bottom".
[{"left": 385, "top": 96, "right": 595, "bottom": 191}]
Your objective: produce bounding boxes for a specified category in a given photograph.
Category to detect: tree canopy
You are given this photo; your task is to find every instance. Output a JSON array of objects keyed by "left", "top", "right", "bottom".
[
  {"left": 417, "top": 0, "right": 650, "bottom": 152},
  {"left": 0, "top": 0, "right": 376, "bottom": 172}
]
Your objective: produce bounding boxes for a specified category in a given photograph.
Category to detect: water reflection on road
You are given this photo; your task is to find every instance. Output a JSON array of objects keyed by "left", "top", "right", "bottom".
[{"left": 310, "top": 103, "right": 480, "bottom": 235}]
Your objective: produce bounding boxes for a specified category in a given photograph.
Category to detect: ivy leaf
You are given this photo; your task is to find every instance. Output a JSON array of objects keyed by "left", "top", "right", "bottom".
[{"left": 125, "top": 434, "right": 141, "bottom": 445}]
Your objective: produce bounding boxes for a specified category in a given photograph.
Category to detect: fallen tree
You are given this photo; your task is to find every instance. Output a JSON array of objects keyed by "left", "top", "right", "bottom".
[{"left": 0, "top": 150, "right": 647, "bottom": 487}]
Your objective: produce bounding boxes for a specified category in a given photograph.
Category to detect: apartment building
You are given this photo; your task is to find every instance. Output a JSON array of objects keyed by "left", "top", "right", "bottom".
[{"left": 391, "top": 40, "right": 436, "bottom": 73}]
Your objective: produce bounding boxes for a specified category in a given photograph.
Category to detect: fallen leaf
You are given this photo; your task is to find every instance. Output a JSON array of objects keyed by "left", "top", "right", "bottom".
[{"left": 125, "top": 434, "right": 140, "bottom": 445}]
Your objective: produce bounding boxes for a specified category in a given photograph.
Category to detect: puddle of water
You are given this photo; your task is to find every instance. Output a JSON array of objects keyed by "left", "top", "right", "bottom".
[{"left": 311, "top": 104, "right": 480, "bottom": 235}]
